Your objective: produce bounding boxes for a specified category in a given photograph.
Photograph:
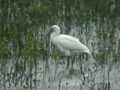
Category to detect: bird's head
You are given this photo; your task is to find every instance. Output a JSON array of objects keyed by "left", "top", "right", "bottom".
[{"left": 49, "top": 25, "right": 61, "bottom": 34}]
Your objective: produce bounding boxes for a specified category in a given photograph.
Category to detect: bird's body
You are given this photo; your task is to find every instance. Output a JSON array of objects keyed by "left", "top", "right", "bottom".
[
  {"left": 50, "top": 25, "right": 91, "bottom": 56},
  {"left": 49, "top": 25, "right": 95, "bottom": 71}
]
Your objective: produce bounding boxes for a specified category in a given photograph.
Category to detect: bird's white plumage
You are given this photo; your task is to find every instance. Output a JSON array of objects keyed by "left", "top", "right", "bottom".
[{"left": 50, "top": 25, "right": 91, "bottom": 56}]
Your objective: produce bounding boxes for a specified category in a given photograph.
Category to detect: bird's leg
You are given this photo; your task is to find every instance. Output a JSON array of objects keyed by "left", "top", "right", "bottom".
[
  {"left": 71, "top": 56, "right": 75, "bottom": 69},
  {"left": 78, "top": 55, "right": 86, "bottom": 80},
  {"left": 66, "top": 56, "right": 75, "bottom": 73},
  {"left": 66, "top": 56, "right": 70, "bottom": 70},
  {"left": 66, "top": 57, "right": 74, "bottom": 75}
]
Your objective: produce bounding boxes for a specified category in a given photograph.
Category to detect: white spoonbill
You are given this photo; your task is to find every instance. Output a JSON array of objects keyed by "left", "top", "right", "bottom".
[
  {"left": 50, "top": 25, "right": 91, "bottom": 56},
  {"left": 49, "top": 25, "right": 91, "bottom": 69}
]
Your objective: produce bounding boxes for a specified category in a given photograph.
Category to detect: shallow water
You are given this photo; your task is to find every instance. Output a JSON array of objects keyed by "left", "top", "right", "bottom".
[
  {"left": 1, "top": 58, "right": 120, "bottom": 90},
  {"left": 0, "top": 23, "right": 120, "bottom": 90}
]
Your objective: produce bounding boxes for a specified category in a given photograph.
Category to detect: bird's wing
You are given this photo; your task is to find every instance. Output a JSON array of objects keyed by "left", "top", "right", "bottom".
[{"left": 55, "top": 34, "right": 83, "bottom": 51}]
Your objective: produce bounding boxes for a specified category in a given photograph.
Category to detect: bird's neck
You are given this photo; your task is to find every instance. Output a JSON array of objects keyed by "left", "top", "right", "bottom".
[{"left": 50, "top": 32, "right": 59, "bottom": 40}]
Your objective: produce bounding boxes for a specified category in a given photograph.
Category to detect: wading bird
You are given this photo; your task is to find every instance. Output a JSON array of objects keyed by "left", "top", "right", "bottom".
[{"left": 49, "top": 25, "right": 91, "bottom": 69}]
